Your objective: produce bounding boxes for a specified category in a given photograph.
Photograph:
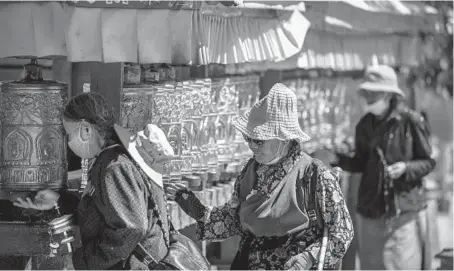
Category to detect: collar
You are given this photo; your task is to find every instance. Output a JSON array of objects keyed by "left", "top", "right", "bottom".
[
  {"left": 372, "top": 108, "right": 402, "bottom": 124},
  {"left": 387, "top": 110, "right": 402, "bottom": 121}
]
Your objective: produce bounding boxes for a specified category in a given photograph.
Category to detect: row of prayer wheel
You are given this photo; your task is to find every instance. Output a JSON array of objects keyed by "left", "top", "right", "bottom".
[
  {"left": 0, "top": 59, "right": 261, "bottom": 192},
  {"left": 119, "top": 75, "right": 260, "bottom": 188}
]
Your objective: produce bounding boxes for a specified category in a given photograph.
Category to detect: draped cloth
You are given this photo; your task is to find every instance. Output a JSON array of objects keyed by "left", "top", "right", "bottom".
[
  {"left": 0, "top": 2, "right": 309, "bottom": 65},
  {"left": 237, "top": 156, "right": 312, "bottom": 237}
]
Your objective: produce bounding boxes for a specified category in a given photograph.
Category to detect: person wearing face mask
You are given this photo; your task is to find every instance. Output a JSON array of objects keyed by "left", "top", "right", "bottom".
[
  {"left": 165, "top": 83, "right": 353, "bottom": 270},
  {"left": 328, "top": 65, "right": 436, "bottom": 270},
  {"left": 11, "top": 93, "right": 175, "bottom": 270}
]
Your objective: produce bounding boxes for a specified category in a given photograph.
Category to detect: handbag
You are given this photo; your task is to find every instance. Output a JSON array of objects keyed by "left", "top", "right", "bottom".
[
  {"left": 133, "top": 222, "right": 211, "bottom": 270},
  {"left": 130, "top": 161, "right": 210, "bottom": 270}
]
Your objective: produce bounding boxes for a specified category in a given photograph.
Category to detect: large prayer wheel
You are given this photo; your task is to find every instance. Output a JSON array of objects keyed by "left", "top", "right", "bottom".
[{"left": 0, "top": 60, "right": 68, "bottom": 191}]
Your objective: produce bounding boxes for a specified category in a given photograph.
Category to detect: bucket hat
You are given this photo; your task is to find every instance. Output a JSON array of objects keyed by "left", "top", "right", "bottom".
[
  {"left": 358, "top": 65, "right": 405, "bottom": 97},
  {"left": 232, "top": 83, "right": 310, "bottom": 146},
  {"left": 114, "top": 123, "right": 175, "bottom": 188}
]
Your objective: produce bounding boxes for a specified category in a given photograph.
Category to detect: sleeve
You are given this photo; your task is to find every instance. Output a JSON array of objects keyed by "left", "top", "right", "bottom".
[
  {"left": 404, "top": 116, "right": 437, "bottom": 182},
  {"left": 72, "top": 162, "right": 149, "bottom": 270},
  {"left": 175, "top": 161, "right": 251, "bottom": 241},
  {"left": 195, "top": 177, "right": 242, "bottom": 241},
  {"left": 302, "top": 168, "right": 354, "bottom": 268},
  {"left": 336, "top": 123, "right": 368, "bottom": 173}
]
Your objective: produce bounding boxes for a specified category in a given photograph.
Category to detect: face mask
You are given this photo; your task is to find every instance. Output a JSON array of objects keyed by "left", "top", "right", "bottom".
[
  {"left": 363, "top": 99, "right": 389, "bottom": 116},
  {"left": 68, "top": 122, "right": 100, "bottom": 159},
  {"left": 259, "top": 141, "right": 288, "bottom": 165}
]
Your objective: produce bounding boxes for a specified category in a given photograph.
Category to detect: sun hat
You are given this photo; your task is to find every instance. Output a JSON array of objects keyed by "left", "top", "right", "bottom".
[
  {"left": 358, "top": 65, "right": 405, "bottom": 97},
  {"left": 114, "top": 123, "right": 175, "bottom": 188},
  {"left": 231, "top": 83, "right": 310, "bottom": 146}
]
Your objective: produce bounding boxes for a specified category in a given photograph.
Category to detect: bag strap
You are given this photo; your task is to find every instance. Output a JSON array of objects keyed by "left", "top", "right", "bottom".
[
  {"left": 307, "top": 162, "right": 323, "bottom": 229},
  {"left": 368, "top": 120, "right": 391, "bottom": 153},
  {"left": 305, "top": 162, "right": 343, "bottom": 270}
]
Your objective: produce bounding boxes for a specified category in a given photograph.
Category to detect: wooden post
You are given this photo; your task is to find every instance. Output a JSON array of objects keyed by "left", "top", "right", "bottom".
[
  {"left": 52, "top": 59, "right": 72, "bottom": 97},
  {"left": 89, "top": 63, "right": 123, "bottom": 121},
  {"left": 70, "top": 62, "right": 123, "bottom": 121},
  {"left": 71, "top": 63, "right": 92, "bottom": 97}
]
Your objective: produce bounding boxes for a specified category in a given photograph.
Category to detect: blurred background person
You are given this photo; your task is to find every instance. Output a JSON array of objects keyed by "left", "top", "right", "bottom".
[{"left": 327, "top": 65, "right": 436, "bottom": 270}]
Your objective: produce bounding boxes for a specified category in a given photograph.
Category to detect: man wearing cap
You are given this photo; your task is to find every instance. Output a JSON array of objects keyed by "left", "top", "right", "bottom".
[
  {"left": 330, "top": 65, "right": 436, "bottom": 270},
  {"left": 166, "top": 83, "right": 353, "bottom": 270}
]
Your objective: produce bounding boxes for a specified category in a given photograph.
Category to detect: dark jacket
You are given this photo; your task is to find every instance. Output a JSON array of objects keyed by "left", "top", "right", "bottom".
[
  {"left": 59, "top": 144, "right": 169, "bottom": 270},
  {"left": 336, "top": 108, "right": 436, "bottom": 219}
]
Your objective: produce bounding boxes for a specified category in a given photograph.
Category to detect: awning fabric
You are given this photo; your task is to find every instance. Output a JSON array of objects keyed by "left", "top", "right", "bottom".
[
  {"left": 224, "top": 0, "right": 441, "bottom": 73},
  {"left": 304, "top": 0, "right": 443, "bottom": 35},
  {"left": 0, "top": 2, "right": 310, "bottom": 64}
]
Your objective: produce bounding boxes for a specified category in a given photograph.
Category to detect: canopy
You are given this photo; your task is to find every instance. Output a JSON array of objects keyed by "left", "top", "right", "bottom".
[
  {"left": 225, "top": 0, "right": 443, "bottom": 73},
  {"left": 0, "top": 1, "right": 310, "bottom": 65}
]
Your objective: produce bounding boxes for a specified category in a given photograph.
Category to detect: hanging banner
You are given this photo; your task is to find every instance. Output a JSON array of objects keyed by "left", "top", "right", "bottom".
[{"left": 67, "top": 0, "right": 201, "bottom": 10}]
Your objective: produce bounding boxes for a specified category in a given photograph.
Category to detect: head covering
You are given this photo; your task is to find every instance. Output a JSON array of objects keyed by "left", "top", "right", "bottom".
[
  {"left": 358, "top": 65, "right": 405, "bottom": 97},
  {"left": 232, "top": 83, "right": 310, "bottom": 146},
  {"left": 114, "top": 124, "right": 174, "bottom": 188}
]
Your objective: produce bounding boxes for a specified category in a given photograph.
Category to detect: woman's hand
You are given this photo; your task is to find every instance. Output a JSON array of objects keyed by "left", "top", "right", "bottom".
[
  {"left": 284, "top": 253, "right": 313, "bottom": 270},
  {"left": 5, "top": 192, "right": 30, "bottom": 202},
  {"left": 13, "top": 189, "right": 60, "bottom": 211},
  {"left": 167, "top": 184, "right": 208, "bottom": 222},
  {"left": 387, "top": 162, "right": 407, "bottom": 180},
  {"left": 164, "top": 182, "right": 187, "bottom": 200}
]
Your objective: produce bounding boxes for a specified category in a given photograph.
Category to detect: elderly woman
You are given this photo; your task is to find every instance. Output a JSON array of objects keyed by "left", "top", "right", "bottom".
[
  {"left": 167, "top": 83, "right": 353, "bottom": 270},
  {"left": 12, "top": 93, "right": 173, "bottom": 270},
  {"left": 330, "top": 65, "right": 436, "bottom": 270}
]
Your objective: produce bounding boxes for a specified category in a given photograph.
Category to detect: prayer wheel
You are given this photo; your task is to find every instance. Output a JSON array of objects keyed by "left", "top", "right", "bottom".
[{"left": 0, "top": 60, "right": 68, "bottom": 191}]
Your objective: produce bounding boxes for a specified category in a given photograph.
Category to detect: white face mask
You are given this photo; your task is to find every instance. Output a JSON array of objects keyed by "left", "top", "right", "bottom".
[
  {"left": 258, "top": 141, "right": 288, "bottom": 165},
  {"left": 363, "top": 99, "right": 389, "bottom": 116},
  {"left": 67, "top": 122, "right": 101, "bottom": 159}
]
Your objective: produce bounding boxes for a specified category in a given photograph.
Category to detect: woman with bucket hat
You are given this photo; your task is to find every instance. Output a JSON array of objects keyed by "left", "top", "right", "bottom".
[
  {"left": 166, "top": 83, "right": 353, "bottom": 270},
  {"left": 328, "top": 65, "right": 436, "bottom": 270}
]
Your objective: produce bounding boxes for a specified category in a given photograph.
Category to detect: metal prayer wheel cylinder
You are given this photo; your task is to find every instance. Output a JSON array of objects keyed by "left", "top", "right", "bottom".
[{"left": 0, "top": 66, "right": 68, "bottom": 191}]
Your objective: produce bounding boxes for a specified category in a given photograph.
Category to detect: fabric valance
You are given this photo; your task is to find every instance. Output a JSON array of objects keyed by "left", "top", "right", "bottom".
[{"left": 0, "top": 2, "right": 309, "bottom": 64}]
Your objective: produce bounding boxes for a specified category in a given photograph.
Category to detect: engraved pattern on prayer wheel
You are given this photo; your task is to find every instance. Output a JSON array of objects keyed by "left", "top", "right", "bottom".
[{"left": 0, "top": 81, "right": 68, "bottom": 191}]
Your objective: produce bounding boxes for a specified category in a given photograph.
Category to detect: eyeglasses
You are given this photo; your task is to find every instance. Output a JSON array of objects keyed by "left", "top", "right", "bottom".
[{"left": 243, "top": 135, "right": 265, "bottom": 146}]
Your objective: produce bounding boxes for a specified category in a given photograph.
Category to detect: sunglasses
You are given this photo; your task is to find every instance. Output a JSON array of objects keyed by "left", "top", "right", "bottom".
[
  {"left": 359, "top": 90, "right": 390, "bottom": 104},
  {"left": 243, "top": 135, "right": 265, "bottom": 146}
]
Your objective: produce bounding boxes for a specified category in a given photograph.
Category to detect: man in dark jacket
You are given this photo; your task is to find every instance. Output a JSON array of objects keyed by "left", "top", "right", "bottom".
[{"left": 332, "top": 65, "right": 436, "bottom": 270}]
